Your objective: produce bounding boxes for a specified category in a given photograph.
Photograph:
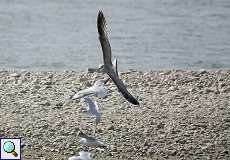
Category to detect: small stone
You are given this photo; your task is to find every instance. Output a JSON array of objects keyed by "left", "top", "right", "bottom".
[
  {"left": 199, "top": 69, "right": 208, "bottom": 74},
  {"left": 40, "top": 101, "right": 51, "bottom": 106},
  {"left": 221, "top": 87, "right": 230, "bottom": 93},
  {"left": 32, "top": 78, "right": 39, "bottom": 84},
  {"left": 143, "top": 140, "right": 150, "bottom": 146},
  {"left": 204, "top": 88, "right": 215, "bottom": 94},
  {"left": 159, "top": 72, "right": 165, "bottom": 76},
  {"left": 223, "top": 150, "right": 229, "bottom": 154},
  {"left": 107, "top": 125, "right": 115, "bottom": 130},
  {"left": 43, "top": 81, "right": 52, "bottom": 85},
  {"left": 188, "top": 87, "right": 196, "bottom": 92},
  {"left": 110, "top": 145, "right": 117, "bottom": 152},
  {"left": 10, "top": 73, "right": 21, "bottom": 78},
  {"left": 84, "top": 81, "right": 91, "bottom": 87},
  {"left": 79, "top": 77, "right": 88, "bottom": 82},
  {"left": 168, "top": 86, "right": 178, "bottom": 91},
  {"left": 156, "top": 122, "right": 165, "bottom": 129},
  {"left": 34, "top": 85, "right": 41, "bottom": 90},
  {"left": 171, "top": 150, "right": 177, "bottom": 156},
  {"left": 55, "top": 102, "right": 63, "bottom": 106},
  {"left": 97, "top": 128, "right": 103, "bottom": 133},
  {"left": 219, "top": 82, "right": 227, "bottom": 88},
  {"left": 20, "top": 90, "right": 28, "bottom": 94}
]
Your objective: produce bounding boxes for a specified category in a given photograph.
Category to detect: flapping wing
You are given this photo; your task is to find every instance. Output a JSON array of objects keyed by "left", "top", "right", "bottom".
[
  {"left": 97, "top": 11, "right": 112, "bottom": 66},
  {"left": 95, "top": 113, "right": 101, "bottom": 125},
  {"left": 72, "top": 88, "right": 95, "bottom": 99},
  {"left": 84, "top": 97, "right": 98, "bottom": 112},
  {"left": 106, "top": 66, "right": 139, "bottom": 105}
]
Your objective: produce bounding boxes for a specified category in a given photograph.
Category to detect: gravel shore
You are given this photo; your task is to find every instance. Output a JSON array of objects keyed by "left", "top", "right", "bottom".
[{"left": 0, "top": 70, "right": 229, "bottom": 160}]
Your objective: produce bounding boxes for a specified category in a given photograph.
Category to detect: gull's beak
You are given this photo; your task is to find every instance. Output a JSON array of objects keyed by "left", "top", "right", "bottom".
[{"left": 72, "top": 93, "right": 81, "bottom": 100}]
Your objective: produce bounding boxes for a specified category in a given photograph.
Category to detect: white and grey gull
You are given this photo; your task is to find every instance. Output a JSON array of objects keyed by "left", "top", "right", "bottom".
[
  {"left": 82, "top": 96, "right": 101, "bottom": 126},
  {"left": 79, "top": 131, "right": 107, "bottom": 150}
]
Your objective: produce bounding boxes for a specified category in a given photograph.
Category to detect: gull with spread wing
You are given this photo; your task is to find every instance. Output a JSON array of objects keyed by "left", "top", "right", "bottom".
[
  {"left": 97, "top": 11, "right": 139, "bottom": 105},
  {"left": 82, "top": 96, "right": 101, "bottom": 126}
]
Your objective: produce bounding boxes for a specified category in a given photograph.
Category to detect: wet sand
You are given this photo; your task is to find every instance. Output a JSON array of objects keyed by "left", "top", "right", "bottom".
[{"left": 0, "top": 70, "right": 229, "bottom": 160}]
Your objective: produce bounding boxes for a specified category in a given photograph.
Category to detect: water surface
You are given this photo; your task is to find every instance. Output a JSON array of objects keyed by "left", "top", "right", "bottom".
[{"left": 0, "top": 0, "right": 230, "bottom": 71}]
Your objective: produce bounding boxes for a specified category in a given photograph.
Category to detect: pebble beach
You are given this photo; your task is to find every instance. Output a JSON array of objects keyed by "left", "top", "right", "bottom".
[{"left": 0, "top": 70, "right": 229, "bottom": 160}]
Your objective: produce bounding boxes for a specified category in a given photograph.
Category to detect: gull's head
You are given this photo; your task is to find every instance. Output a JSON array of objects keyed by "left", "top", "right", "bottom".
[
  {"left": 98, "top": 64, "right": 105, "bottom": 73},
  {"left": 68, "top": 156, "right": 80, "bottom": 160},
  {"left": 79, "top": 107, "right": 88, "bottom": 113},
  {"left": 72, "top": 90, "right": 94, "bottom": 100},
  {"left": 72, "top": 92, "right": 81, "bottom": 99},
  {"left": 78, "top": 131, "right": 87, "bottom": 138},
  {"left": 68, "top": 151, "right": 91, "bottom": 160},
  {"left": 79, "top": 138, "right": 87, "bottom": 144},
  {"left": 79, "top": 151, "right": 91, "bottom": 159}
]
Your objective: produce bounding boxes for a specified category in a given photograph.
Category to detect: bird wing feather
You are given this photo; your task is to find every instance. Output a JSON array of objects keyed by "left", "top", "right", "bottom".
[
  {"left": 106, "top": 66, "right": 139, "bottom": 105},
  {"left": 97, "top": 10, "right": 112, "bottom": 66},
  {"left": 97, "top": 11, "right": 139, "bottom": 105}
]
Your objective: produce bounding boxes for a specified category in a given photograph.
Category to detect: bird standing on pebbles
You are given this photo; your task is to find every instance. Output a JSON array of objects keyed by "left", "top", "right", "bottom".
[{"left": 79, "top": 131, "right": 107, "bottom": 150}]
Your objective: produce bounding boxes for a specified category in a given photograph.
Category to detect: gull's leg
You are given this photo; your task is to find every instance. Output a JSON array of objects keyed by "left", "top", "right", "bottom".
[
  {"left": 88, "top": 147, "right": 93, "bottom": 152},
  {"left": 83, "top": 145, "right": 90, "bottom": 152}
]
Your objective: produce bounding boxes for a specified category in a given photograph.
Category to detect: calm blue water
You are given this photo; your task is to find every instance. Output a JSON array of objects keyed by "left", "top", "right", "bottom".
[{"left": 0, "top": 0, "right": 230, "bottom": 71}]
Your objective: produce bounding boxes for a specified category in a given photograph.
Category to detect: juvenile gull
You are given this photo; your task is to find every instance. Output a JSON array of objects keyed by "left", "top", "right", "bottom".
[
  {"left": 68, "top": 151, "right": 91, "bottom": 160},
  {"left": 83, "top": 96, "right": 101, "bottom": 126},
  {"left": 97, "top": 11, "right": 139, "bottom": 105},
  {"left": 79, "top": 131, "right": 107, "bottom": 149},
  {"left": 72, "top": 79, "right": 107, "bottom": 99}
]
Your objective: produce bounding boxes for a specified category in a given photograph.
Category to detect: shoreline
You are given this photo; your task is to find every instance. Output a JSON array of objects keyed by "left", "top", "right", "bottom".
[{"left": 0, "top": 70, "right": 229, "bottom": 160}]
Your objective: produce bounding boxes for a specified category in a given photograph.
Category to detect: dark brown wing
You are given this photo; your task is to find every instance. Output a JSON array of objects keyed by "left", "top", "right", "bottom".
[
  {"left": 97, "top": 11, "right": 112, "bottom": 66},
  {"left": 106, "top": 66, "right": 139, "bottom": 105}
]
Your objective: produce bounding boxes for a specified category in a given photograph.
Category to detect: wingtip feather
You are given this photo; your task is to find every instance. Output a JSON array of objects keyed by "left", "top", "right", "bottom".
[{"left": 97, "top": 10, "right": 107, "bottom": 36}]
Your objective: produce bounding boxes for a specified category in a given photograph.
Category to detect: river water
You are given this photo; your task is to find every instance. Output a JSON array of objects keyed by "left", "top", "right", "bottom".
[{"left": 0, "top": 0, "right": 230, "bottom": 71}]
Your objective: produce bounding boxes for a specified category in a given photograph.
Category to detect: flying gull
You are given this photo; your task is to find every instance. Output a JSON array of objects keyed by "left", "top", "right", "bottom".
[
  {"left": 72, "top": 79, "right": 108, "bottom": 99},
  {"left": 82, "top": 96, "right": 101, "bottom": 126},
  {"left": 68, "top": 151, "right": 91, "bottom": 160},
  {"left": 79, "top": 131, "right": 107, "bottom": 150},
  {"left": 97, "top": 11, "right": 139, "bottom": 105}
]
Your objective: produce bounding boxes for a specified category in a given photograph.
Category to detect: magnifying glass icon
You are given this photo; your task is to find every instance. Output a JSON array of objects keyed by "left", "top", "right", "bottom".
[{"left": 3, "top": 141, "right": 18, "bottom": 157}]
